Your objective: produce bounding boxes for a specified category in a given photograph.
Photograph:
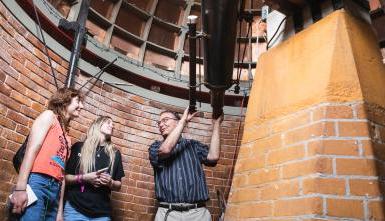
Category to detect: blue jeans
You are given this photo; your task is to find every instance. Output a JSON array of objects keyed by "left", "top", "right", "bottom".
[
  {"left": 20, "top": 173, "right": 61, "bottom": 221},
  {"left": 64, "top": 201, "right": 110, "bottom": 221}
]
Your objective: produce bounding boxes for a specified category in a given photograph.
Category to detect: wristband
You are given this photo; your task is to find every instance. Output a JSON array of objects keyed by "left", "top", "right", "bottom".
[
  {"left": 80, "top": 174, "right": 84, "bottom": 192},
  {"left": 76, "top": 174, "right": 85, "bottom": 192},
  {"left": 13, "top": 189, "right": 26, "bottom": 191}
]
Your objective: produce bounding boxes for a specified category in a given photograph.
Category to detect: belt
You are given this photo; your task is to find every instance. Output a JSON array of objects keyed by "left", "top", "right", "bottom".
[
  {"left": 160, "top": 202, "right": 206, "bottom": 221},
  {"left": 159, "top": 202, "right": 206, "bottom": 212}
]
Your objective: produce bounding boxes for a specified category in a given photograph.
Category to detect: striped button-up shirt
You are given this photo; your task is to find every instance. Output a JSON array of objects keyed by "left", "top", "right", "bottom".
[{"left": 149, "top": 137, "right": 217, "bottom": 203}]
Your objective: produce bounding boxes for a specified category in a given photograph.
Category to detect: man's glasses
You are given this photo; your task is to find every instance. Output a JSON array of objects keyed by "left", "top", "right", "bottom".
[{"left": 156, "top": 117, "right": 178, "bottom": 127}]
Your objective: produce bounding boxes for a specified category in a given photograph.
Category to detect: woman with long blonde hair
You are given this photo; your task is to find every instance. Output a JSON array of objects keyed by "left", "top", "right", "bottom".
[
  {"left": 10, "top": 87, "right": 84, "bottom": 221},
  {"left": 63, "top": 116, "right": 124, "bottom": 221}
]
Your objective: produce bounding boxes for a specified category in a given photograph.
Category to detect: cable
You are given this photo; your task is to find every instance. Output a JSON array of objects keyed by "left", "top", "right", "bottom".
[
  {"left": 198, "top": 37, "right": 202, "bottom": 108},
  {"left": 32, "top": 0, "right": 59, "bottom": 89},
  {"left": 266, "top": 16, "right": 287, "bottom": 49},
  {"left": 79, "top": 57, "right": 117, "bottom": 91}
]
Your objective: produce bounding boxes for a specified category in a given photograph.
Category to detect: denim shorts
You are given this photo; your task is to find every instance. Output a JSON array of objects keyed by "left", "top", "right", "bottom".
[
  {"left": 19, "top": 173, "right": 61, "bottom": 221},
  {"left": 64, "top": 201, "right": 111, "bottom": 221}
]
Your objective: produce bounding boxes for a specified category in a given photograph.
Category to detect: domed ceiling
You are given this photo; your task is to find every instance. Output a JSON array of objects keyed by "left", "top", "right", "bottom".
[{"left": 47, "top": 0, "right": 266, "bottom": 98}]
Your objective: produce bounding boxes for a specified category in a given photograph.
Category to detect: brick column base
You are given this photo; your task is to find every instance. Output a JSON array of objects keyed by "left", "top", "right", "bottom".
[{"left": 225, "top": 9, "right": 385, "bottom": 221}]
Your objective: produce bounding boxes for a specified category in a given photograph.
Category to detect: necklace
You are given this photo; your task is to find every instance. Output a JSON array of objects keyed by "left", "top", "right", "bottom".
[{"left": 96, "top": 146, "right": 103, "bottom": 158}]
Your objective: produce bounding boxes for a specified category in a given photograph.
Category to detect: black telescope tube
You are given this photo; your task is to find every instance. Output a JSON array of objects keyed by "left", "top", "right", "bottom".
[{"left": 188, "top": 15, "right": 198, "bottom": 113}]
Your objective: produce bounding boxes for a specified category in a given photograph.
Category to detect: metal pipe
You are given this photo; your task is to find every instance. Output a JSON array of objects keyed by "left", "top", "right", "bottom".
[
  {"left": 65, "top": 0, "right": 91, "bottom": 88},
  {"left": 201, "top": 0, "right": 240, "bottom": 119},
  {"left": 188, "top": 15, "right": 198, "bottom": 113}
]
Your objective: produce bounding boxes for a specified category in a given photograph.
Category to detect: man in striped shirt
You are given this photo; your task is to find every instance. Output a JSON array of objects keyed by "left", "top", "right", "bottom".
[{"left": 149, "top": 107, "right": 223, "bottom": 221}]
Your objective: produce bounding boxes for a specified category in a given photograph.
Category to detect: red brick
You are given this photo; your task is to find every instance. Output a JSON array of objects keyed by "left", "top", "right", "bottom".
[
  {"left": 248, "top": 168, "right": 280, "bottom": 185},
  {"left": 260, "top": 180, "right": 300, "bottom": 200},
  {"left": 267, "top": 144, "right": 305, "bottom": 165},
  {"left": 302, "top": 177, "right": 346, "bottom": 195},
  {"left": 368, "top": 201, "right": 384, "bottom": 220},
  {"left": 0, "top": 70, "right": 6, "bottom": 82},
  {"left": 282, "top": 157, "right": 333, "bottom": 179},
  {"left": 307, "top": 139, "right": 360, "bottom": 156},
  {"left": 353, "top": 103, "right": 367, "bottom": 119},
  {"left": 361, "top": 140, "right": 374, "bottom": 157},
  {"left": 10, "top": 90, "right": 32, "bottom": 106},
  {"left": 7, "top": 139, "right": 21, "bottom": 152},
  {"left": 10, "top": 59, "right": 29, "bottom": 76},
  {"left": 312, "top": 106, "right": 327, "bottom": 122},
  {"left": 6, "top": 109, "right": 30, "bottom": 125},
  {"left": 327, "top": 199, "right": 364, "bottom": 219},
  {"left": 349, "top": 179, "right": 382, "bottom": 197},
  {"left": 339, "top": 121, "right": 370, "bottom": 137},
  {"left": 16, "top": 124, "right": 29, "bottom": 136},
  {"left": 325, "top": 105, "right": 353, "bottom": 119},
  {"left": 4, "top": 75, "right": 25, "bottom": 94},
  {"left": 31, "top": 102, "right": 45, "bottom": 113},
  {"left": 0, "top": 116, "right": 16, "bottom": 130},
  {"left": 274, "top": 197, "right": 323, "bottom": 216},
  {"left": 0, "top": 103, "right": 6, "bottom": 115},
  {"left": 284, "top": 122, "right": 335, "bottom": 145},
  {"left": 239, "top": 202, "right": 273, "bottom": 218},
  {"left": 235, "top": 155, "right": 265, "bottom": 172},
  {"left": 0, "top": 41, "right": 12, "bottom": 62},
  {"left": 20, "top": 105, "right": 39, "bottom": 119},
  {"left": 2, "top": 128, "right": 25, "bottom": 143},
  {"left": 0, "top": 82, "right": 11, "bottom": 96},
  {"left": 228, "top": 188, "right": 260, "bottom": 203},
  {"left": 11, "top": 51, "right": 26, "bottom": 64},
  {"left": 25, "top": 88, "right": 46, "bottom": 105},
  {"left": 251, "top": 134, "right": 282, "bottom": 155},
  {"left": 0, "top": 137, "right": 6, "bottom": 149},
  {"left": 0, "top": 93, "right": 21, "bottom": 111},
  {"left": 336, "top": 159, "right": 377, "bottom": 176}
]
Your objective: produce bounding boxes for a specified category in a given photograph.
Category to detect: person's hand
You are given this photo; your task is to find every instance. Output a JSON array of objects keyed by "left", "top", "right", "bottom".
[
  {"left": 212, "top": 113, "right": 224, "bottom": 126},
  {"left": 83, "top": 172, "right": 101, "bottom": 188},
  {"left": 180, "top": 107, "right": 200, "bottom": 124},
  {"left": 10, "top": 190, "right": 28, "bottom": 214},
  {"left": 99, "top": 173, "right": 112, "bottom": 188}
]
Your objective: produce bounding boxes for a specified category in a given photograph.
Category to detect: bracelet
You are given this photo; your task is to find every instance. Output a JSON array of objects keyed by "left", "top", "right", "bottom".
[
  {"left": 76, "top": 174, "right": 80, "bottom": 184},
  {"left": 79, "top": 174, "right": 85, "bottom": 193},
  {"left": 13, "top": 189, "right": 26, "bottom": 191}
]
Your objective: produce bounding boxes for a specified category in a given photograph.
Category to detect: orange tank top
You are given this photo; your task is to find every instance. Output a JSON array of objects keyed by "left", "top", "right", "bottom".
[{"left": 31, "top": 117, "right": 71, "bottom": 181}]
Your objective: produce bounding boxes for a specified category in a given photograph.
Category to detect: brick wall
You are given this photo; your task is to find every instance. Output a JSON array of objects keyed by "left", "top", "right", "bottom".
[
  {"left": 226, "top": 102, "right": 385, "bottom": 220},
  {"left": 0, "top": 2, "right": 243, "bottom": 220}
]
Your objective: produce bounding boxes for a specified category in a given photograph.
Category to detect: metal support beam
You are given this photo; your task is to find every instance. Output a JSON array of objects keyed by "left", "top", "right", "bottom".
[{"left": 60, "top": 0, "right": 91, "bottom": 88}]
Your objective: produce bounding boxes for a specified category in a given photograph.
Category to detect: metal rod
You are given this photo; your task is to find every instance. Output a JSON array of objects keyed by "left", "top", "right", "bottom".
[
  {"left": 188, "top": 15, "right": 198, "bottom": 113},
  {"left": 65, "top": 0, "right": 91, "bottom": 88},
  {"left": 79, "top": 58, "right": 118, "bottom": 90}
]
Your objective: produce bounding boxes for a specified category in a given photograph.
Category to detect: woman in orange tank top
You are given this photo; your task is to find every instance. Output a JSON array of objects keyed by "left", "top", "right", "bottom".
[{"left": 10, "top": 88, "right": 84, "bottom": 221}]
